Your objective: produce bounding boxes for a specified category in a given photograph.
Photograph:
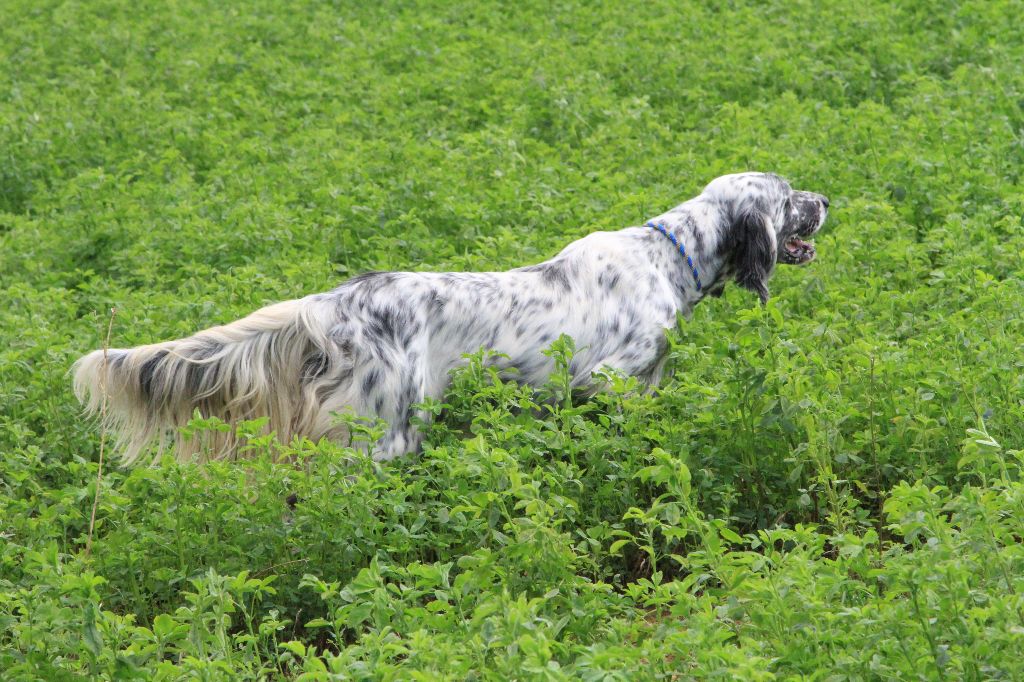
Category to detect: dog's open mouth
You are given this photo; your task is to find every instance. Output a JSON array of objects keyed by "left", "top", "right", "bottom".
[{"left": 780, "top": 236, "right": 816, "bottom": 265}]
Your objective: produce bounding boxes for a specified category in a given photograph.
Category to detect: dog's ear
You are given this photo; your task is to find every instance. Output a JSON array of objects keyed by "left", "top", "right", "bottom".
[{"left": 731, "top": 209, "right": 776, "bottom": 304}]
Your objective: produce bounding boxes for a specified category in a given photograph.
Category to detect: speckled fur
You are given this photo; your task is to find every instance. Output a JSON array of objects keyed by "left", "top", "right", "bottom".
[{"left": 73, "top": 172, "right": 829, "bottom": 463}]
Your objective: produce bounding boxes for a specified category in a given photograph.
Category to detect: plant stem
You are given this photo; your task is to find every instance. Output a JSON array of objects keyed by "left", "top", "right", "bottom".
[{"left": 85, "top": 307, "right": 117, "bottom": 558}]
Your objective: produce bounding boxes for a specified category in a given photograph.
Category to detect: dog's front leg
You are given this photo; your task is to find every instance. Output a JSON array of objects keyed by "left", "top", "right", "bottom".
[{"left": 584, "top": 331, "right": 670, "bottom": 392}]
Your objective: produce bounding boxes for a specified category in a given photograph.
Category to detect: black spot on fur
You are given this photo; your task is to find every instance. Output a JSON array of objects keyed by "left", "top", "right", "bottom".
[
  {"left": 362, "top": 369, "right": 381, "bottom": 395},
  {"left": 315, "top": 367, "right": 353, "bottom": 402},
  {"left": 184, "top": 342, "right": 223, "bottom": 395},
  {"left": 687, "top": 216, "right": 706, "bottom": 255},
  {"left": 604, "top": 266, "right": 621, "bottom": 291},
  {"left": 139, "top": 350, "right": 169, "bottom": 401},
  {"left": 424, "top": 290, "right": 446, "bottom": 312},
  {"left": 365, "top": 306, "right": 399, "bottom": 343},
  {"left": 508, "top": 294, "right": 521, "bottom": 318},
  {"left": 524, "top": 261, "right": 570, "bottom": 289},
  {"left": 301, "top": 352, "right": 330, "bottom": 382},
  {"left": 194, "top": 341, "right": 222, "bottom": 361},
  {"left": 400, "top": 321, "right": 419, "bottom": 347}
]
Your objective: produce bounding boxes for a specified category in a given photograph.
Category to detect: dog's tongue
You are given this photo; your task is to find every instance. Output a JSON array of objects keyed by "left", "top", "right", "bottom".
[
  {"left": 787, "top": 237, "right": 812, "bottom": 252},
  {"left": 784, "top": 237, "right": 815, "bottom": 262}
]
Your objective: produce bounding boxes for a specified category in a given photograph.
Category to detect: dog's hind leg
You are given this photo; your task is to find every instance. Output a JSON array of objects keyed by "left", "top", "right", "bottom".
[{"left": 372, "top": 349, "right": 430, "bottom": 461}]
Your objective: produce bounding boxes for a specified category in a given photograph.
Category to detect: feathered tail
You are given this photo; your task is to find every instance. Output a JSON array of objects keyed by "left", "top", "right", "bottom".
[{"left": 72, "top": 296, "right": 347, "bottom": 464}]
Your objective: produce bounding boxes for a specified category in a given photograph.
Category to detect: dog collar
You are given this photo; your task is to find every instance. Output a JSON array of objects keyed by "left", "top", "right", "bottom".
[{"left": 646, "top": 221, "right": 702, "bottom": 291}]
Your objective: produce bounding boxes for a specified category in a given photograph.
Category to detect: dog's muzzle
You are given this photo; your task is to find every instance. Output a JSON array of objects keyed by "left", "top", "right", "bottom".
[{"left": 779, "top": 195, "right": 828, "bottom": 265}]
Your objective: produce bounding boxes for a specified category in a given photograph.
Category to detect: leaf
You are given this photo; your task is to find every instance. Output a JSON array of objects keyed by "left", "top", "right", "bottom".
[
  {"left": 279, "top": 640, "right": 306, "bottom": 657},
  {"left": 82, "top": 603, "right": 104, "bottom": 657},
  {"left": 609, "top": 539, "right": 632, "bottom": 556},
  {"left": 151, "top": 614, "right": 173, "bottom": 638},
  {"left": 303, "top": 618, "right": 332, "bottom": 629},
  {"left": 718, "top": 527, "right": 744, "bottom": 544}
]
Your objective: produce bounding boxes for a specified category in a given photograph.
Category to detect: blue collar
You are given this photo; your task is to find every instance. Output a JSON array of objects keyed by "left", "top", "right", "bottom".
[{"left": 646, "top": 221, "right": 703, "bottom": 292}]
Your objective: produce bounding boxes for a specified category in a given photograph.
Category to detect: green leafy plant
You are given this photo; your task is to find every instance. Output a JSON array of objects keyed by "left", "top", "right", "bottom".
[{"left": 3, "top": 0, "right": 1024, "bottom": 677}]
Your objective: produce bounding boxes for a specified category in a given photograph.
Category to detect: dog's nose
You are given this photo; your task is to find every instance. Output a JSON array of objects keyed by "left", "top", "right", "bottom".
[{"left": 821, "top": 197, "right": 830, "bottom": 209}]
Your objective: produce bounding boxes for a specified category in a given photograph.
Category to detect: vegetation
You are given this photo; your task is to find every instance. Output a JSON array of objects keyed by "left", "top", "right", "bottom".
[{"left": 3, "top": 0, "right": 1024, "bottom": 678}]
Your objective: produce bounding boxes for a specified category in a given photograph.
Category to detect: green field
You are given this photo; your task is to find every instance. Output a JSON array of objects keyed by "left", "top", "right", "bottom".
[{"left": 3, "top": 0, "right": 1024, "bottom": 678}]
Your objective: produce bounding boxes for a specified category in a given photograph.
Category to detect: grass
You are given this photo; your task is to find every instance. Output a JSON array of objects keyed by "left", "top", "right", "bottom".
[{"left": 2, "top": 0, "right": 1024, "bottom": 678}]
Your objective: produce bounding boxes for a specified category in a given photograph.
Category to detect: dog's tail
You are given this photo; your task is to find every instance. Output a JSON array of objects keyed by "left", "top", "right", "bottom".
[{"left": 72, "top": 296, "right": 344, "bottom": 464}]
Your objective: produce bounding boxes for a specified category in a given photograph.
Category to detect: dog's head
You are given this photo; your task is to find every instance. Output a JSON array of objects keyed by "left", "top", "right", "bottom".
[{"left": 702, "top": 172, "right": 829, "bottom": 303}]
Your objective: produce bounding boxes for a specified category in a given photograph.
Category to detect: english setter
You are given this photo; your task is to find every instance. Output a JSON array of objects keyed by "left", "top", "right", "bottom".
[{"left": 74, "top": 172, "right": 829, "bottom": 463}]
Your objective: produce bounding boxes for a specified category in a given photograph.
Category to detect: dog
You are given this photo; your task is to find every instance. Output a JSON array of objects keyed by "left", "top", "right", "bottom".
[{"left": 73, "top": 172, "right": 828, "bottom": 463}]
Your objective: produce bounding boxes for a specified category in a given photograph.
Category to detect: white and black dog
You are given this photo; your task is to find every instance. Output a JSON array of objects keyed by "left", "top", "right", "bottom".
[{"left": 74, "top": 172, "right": 828, "bottom": 463}]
